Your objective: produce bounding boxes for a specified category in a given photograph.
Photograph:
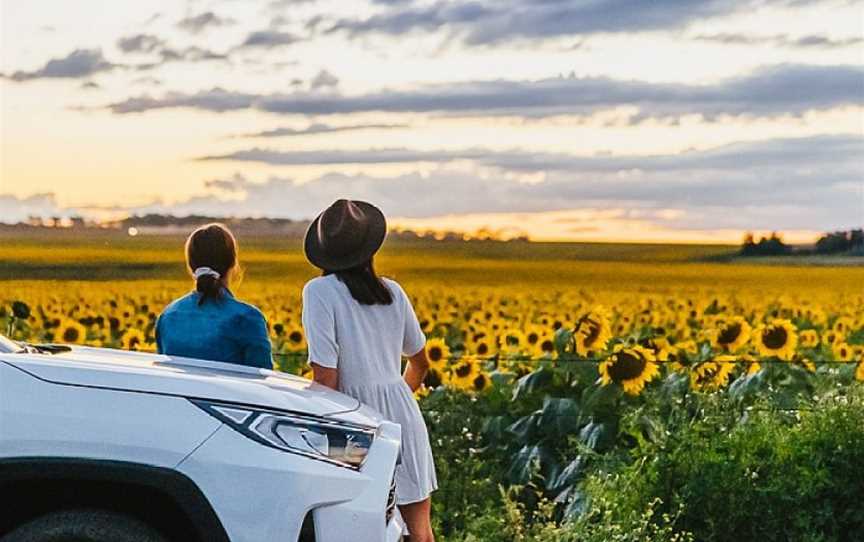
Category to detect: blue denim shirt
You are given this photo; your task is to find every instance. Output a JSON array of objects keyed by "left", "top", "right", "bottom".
[{"left": 156, "top": 289, "right": 273, "bottom": 369}]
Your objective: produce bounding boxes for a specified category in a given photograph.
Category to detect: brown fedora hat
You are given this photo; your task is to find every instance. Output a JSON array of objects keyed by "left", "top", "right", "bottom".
[{"left": 304, "top": 199, "right": 387, "bottom": 271}]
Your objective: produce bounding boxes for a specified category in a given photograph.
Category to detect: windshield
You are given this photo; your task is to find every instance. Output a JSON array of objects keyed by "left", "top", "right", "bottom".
[{"left": 0, "top": 335, "right": 23, "bottom": 354}]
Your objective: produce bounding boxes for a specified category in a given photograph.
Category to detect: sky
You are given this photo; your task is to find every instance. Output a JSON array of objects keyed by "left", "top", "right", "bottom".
[{"left": 0, "top": 0, "right": 862, "bottom": 242}]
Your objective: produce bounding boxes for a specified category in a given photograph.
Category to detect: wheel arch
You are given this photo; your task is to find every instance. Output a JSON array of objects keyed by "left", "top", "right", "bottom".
[{"left": 0, "top": 457, "right": 230, "bottom": 542}]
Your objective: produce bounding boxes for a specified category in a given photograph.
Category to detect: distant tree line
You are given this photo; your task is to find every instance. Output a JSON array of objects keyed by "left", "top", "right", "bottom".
[
  {"left": 740, "top": 229, "right": 863, "bottom": 257},
  {"left": 741, "top": 233, "right": 791, "bottom": 256},
  {"left": 814, "top": 229, "right": 864, "bottom": 255},
  {"left": 12, "top": 214, "right": 529, "bottom": 243}
]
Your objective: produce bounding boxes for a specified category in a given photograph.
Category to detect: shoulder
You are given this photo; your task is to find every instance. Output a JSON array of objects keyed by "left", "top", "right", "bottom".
[
  {"left": 228, "top": 297, "right": 267, "bottom": 323},
  {"left": 303, "top": 275, "right": 338, "bottom": 298},
  {"left": 381, "top": 277, "right": 409, "bottom": 302},
  {"left": 160, "top": 292, "right": 197, "bottom": 316}
]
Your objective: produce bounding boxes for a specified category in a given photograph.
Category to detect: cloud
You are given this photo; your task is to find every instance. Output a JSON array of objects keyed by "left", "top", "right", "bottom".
[
  {"left": 156, "top": 46, "right": 229, "bottom": 63},
  {"left": 117, "top": 34, "right": 166, "bottom": 53},
  {"left": 694, "top": 33, "right": 864, "bottom": 49},
  {"left": 144, "top": 134, "right": 864, "bottom": 232},
  {"left": 132, "top": 76, "right": 162, "bottom": 87},
  {"left": 116, "top": 33, "right": 228, "bottom": 66},
  {"left": 6, "top": 136, "right": 860, "bottom": 234},
  {"left": 317, "top": 0, "right": 827, "bottom": 46},
  {"left": 177, "top": 12, "right": 234, "bottom": 34},
  {"left": 268, "top": 0, "right": 316, "bottom": 9},
  {"left": 0, "top": 193, "right": 70, "bottom": 223},
  {"left": 236, "top": 122, "right": 409, "bottom": 138},
  {"left": 309, "top": 69, "right": 339, "bottom": 90},
  {"left": 197, "top": 134, "right": 863, "bottom": 176},
  {"left": 237, "top": 30, "right": 299, "bottom": 48},
  {"left": 4, "top": 49, "right": 116, "bottom": 81},
  {"left": 104, "top": 63, "right": 864, "bottom": 121}
]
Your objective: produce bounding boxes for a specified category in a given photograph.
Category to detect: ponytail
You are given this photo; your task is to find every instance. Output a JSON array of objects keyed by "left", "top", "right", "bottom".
[
  {"left": 185, "top": 224, "right": 239, "bottom": 306},
  {"left": 193, "top": 266, "right": 224, "bottom": 306}
]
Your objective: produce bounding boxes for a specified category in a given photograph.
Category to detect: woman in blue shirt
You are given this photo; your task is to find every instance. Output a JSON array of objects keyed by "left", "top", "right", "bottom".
[{"left": 156, "top": 223, "right": 272, "bottom": 369}]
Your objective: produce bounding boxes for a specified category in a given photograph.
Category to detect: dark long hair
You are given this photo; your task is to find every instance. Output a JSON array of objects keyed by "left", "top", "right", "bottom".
[
  {"left": 325, "top": 258, "right": 393, "bottom": 305},
  {"left": 185, "top": 223, "right": 239, "bottom": 305}
]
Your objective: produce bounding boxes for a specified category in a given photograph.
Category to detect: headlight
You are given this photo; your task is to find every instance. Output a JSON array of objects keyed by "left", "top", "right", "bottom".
[{"left": 192, "top": 400, "right": 376, "bottom": 470}]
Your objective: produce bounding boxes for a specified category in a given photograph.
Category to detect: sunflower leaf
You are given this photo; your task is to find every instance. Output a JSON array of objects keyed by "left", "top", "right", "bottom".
[
  {"left": 581, "top": 382, "right": 621, "bottom": 417},
  {"left": 554, "top": 327, "right": 573, "bottom": 356},
  {"left": 506, "top": 444, "right": 548, "bottom": 485},
  {"left": 512, "top": 367, "right": 554, "bottom": 401},
  {"left": 506, "top": 412, "right": 541, "bottom": 443},
  {"left": 547, "top": 455, "right": 586, "bottom": 493},
  {"left": 579, "top": 420, "right": 616, "bottom": 452},
  {"left": 538, "top": 397, "right": 581, "bottom": 437},
  {"left": 562, "top": 487, "right": 590, "bottom": 521},
  {"left": 481, "top": 414, "right": 513, "bottom": 443}
]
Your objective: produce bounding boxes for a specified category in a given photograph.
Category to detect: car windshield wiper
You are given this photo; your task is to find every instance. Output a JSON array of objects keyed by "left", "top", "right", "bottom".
[{"left": 17, "top": 343, "right": 73, "bottom": 355}]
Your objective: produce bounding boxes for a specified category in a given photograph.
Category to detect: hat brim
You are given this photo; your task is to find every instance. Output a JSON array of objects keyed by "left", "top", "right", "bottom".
[{"left": 304, "top": 201, "right": 387, "bottom": 271}]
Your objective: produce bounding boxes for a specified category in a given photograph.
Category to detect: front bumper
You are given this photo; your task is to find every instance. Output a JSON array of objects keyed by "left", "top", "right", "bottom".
[{"left": 177, "top": 419, "right": 403, "bottom": 542}]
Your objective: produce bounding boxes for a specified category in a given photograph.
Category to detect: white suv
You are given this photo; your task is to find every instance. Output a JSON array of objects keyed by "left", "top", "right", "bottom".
[{"left": 0, "top": 335, "right": 404, "bottom": 542}]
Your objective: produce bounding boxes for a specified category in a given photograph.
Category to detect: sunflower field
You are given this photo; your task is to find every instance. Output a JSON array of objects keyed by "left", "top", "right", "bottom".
[{"left": 2, "top": 235, "right": 864, "bottom": 541}]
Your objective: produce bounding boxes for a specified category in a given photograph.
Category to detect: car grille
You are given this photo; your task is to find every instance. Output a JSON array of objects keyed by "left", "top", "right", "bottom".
[{"left": 385, "top": 474, "right": 397, "bottom": 524}]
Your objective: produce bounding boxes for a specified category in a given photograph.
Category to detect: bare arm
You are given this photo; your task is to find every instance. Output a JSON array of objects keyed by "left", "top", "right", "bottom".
[
  {"left": 311, "top": 362, "right": 339, "bottom": 390},
  {"left": 403, "top": 348, "right": 429, "bottom": 392}
]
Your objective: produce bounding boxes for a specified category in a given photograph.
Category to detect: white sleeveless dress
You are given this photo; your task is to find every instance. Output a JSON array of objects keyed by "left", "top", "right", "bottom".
[{"left": 302, "top": 275, "right": 438, "bottom": 504}]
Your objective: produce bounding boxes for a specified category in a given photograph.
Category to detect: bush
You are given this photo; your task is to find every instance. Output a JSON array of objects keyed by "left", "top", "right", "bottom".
[
  {"left": 579, "top": 390, "right": 864, "bottom": 542},
  {"left": 421, "top": 386, "right": 514, "bottom": 540}
]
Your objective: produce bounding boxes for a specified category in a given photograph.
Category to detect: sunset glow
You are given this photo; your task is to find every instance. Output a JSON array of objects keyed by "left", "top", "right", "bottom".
[{"left": 1, "top": 0, "right": 862, "bottom": 241}]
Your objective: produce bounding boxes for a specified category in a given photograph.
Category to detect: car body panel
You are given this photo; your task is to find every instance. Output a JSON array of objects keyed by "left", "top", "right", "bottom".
[
  {"left": 177, "top": 421, "right": 403, "bottom": 542},
  {"left": 1, "top": 346, "right": 375, "bottom": 419},
  {"left": 0, "top": 344, "right": 403, "bottom": 542},
  {"left": 0, "top": 362, "right": 220, "bottom": 467}
]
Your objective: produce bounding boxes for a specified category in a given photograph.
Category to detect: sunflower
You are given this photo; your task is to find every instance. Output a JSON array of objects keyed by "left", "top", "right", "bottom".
[
  {"left": 499, "top": 329, "right": 527, "bottom": 357},
  {"left": 470, "top": 336, "right": 496, "bottom": 358},
  {"left": 121, "top": 328, "right": 147, "bottom": 351},
  {"left": 745, "top": 358, "right": 762, "bottom": 376},
  {"left": 449, "top": 358, "right": 480, "bottom": 391},
  {"left": 598, "top": 344, "right": 659, "bottom": 396},
  {"left": 57, "top": 319, "right": 86, "bottom": 344},
  {"left": 822, "top": 331, "right": 840, "bottom": 348},
  {"left": 833, "top": 317, "right": 854, "bottom": 335},
  {"left": 856, "top": 359, "right": 864, "bottom": 382},
  {"left": 690, "top": 355, "right": 736, "bottom": 391},
  {"left": 524, "top": 325, "right": 544, "bottom": 350},
  {"left": 799, "top": 329, "right": 819, "bottom": 349},
  {"left": 711, "top": 317, "right": 752, "bottom": 352},
  {"left": 413, "top": 385, "right": 431, "bottom": 400},
  {"left": 792, "top": 356, "right": 816, "bottom": 372},
  {"left": 470, "top": 372, "right": 491, "bottom": 393},
  {"left": 833, "top": 342, "right": 854, "bottom": 362},
  {"left": 423, "top": 367, "right": 449, "bottom": 388},
  {"left": 536, "top": 334, "right": 557, "bottom": 359},
  {"left": 753, "top": 319, "right": 798, "bottom": 361},
  {"left": 418, "top": 315, "right": 434, "bottom": 334},
  {"left": 573, "top": 308, "right": 612, "bottom": 358},
  {"left": 284, "top": 326, "right": 307, "bottom": 352},
  {"left": 424, "top": 338, "right": 450, "bottom": 372},
  {"left": 639, "top": 335, "right": 671, "bottom": 361}
]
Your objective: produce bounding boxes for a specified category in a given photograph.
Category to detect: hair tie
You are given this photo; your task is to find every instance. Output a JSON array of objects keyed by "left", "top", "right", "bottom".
[{"left": 193, "top": 267, "right": 221, "bottom": 280}]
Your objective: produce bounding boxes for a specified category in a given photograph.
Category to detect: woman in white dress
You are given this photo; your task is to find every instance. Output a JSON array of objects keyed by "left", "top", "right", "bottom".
[{"left": 302, "top": 199, "right": 437, "bottom": 542}]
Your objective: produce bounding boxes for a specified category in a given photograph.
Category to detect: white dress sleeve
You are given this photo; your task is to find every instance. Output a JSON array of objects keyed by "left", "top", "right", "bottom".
[
  {"left": 302, "top": 282, "right": 339, "bottom": 368},
  {"left": 398, "top": 284, "right": 426, "bottom": 357}
]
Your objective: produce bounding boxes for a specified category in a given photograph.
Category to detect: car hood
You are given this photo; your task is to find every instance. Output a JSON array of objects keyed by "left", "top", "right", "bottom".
[{"left": 2, "top": 346, "right": 384, "bottom": 425}]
